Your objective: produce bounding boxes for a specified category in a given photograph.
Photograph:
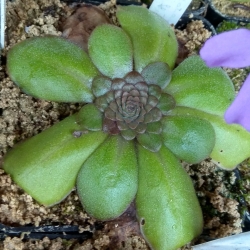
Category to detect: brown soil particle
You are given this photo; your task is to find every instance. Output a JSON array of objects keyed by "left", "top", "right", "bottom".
[
  {"left": 0, "top": 76, "right": 81, "bottom": 161},
  {"left": 175, "top": 20, "right": 212, "bottom": 56},
  {"left": 184, "top": 160, "right": 243, "bottom": 242},
  {"left": 0, "top": 169, "right": 93, "bottom": 226}
]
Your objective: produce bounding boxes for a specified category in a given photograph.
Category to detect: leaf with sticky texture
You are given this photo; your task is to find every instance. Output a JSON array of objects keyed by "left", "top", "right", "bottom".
[
  {"left": 92, "top": 76, "right": 112, "bottom": 97},
  {"left": 3, "top": 114, "right": 108, "bottom": 206},
  {"left": 136, "top": 145, "right": 203, "bottom": 250},
  {"left": 161, "top": 115, "right": 215, "bottom": 163},
  {"left": 88, "top": 24, "right": 133, "bottom": 79},
  {"left": 157, "top": 93, "right": 175, "bottom": 115},
  {"left": 146, "top": 122, "right": 162, "bottom": 134},
  {"left": 137, "top": 132, "right": 162, "bottom": 152},
  {"left": 77, "top": 135, "right": 137, "bottom": 220},
  {"left": 117, "top": 6, "right": 178, "bottom": 72},
  {"left": 7, "top": 36, "right": 99, "bottom": 102},
  {"left": 77, "top": 104, "right": 103, "bottom": 131},
  {"left": 166, "top": 56, "right": 235, "bottom": 116},
  {"left": 141, "top": 62, "right": 172, "bottom": 89},
  {"left": 169, "top": 106, "right": 250, "bottom": 169}
]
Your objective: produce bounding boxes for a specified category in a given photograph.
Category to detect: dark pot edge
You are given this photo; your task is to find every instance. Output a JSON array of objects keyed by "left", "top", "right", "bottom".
[
  {"left": 175, "top": 13, "right": 217, "bottom": 35},
  {"left": 206, "top": 0, "right": 250, "bottom": 28},
  {"left": 185, "top": 0, "right": 209, "bottom": 16}
]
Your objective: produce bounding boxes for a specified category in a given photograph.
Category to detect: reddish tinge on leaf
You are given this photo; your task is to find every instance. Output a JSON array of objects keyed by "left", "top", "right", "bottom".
[{"left": 62, "top": 4, "right": 111, "bottom": 51}]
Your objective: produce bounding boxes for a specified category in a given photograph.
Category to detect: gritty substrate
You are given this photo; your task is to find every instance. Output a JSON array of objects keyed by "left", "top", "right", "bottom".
[
  {"left": 0, "top": 0, "right": 249, "bottom": 249},
  {"left": 212, "top": 0, "right": 250, "bottom": 19}
]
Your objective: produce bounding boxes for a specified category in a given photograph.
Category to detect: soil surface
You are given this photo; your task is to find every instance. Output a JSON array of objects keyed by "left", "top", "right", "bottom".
[
  {"left": 212, "top": 0, "right": 250, "bottom": 19},
  {"left": 0, "top": 0, "right": 250, "bottom": 249}
]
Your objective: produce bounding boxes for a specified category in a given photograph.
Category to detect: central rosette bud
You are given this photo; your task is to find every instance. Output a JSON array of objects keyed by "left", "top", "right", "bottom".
[
  {"left": 91, "top": 62, "right": 176, "bottom": 151},
  {"left": 109, "top": 76, "right": 148, "bottom": 127},
  {"left": 106, "top": 73, "right": 158, "bottom": 131}
]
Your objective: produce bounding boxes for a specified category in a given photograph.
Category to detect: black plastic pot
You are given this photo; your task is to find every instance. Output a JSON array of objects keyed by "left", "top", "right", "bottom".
[
  {"left": 62, "top": 0, "right": 142, "bottom": 6},
  {"left": 185, "top": 0, "right": 209, "bottom": 16},
  {"left": 175, "top": 13, "right": 217, "bottom": 35},
  {"left": 206, "top": 0, "right": 250, "bottom": 28},
  {"left": 143, "top": 0, "right": 208, "bottom": 15},
  {"left": 0, "top": 224, "right": 93, "bottom": 241},
  {"left": 243, "top": 211, "right": 250, "bottom": 232},
  {"left": 234, "top": 169, "right": 250, "bottom": 233}
]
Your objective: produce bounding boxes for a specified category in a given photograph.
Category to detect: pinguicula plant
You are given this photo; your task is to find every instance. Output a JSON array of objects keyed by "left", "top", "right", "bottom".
[{"left": 4, "top": 5, "right": 250, "bottom": 250}]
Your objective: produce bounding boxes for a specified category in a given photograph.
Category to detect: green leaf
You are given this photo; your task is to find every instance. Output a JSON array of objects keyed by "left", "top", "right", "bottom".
[
  {"left": 95, "top": 95, "right": 109, "bottom": 112},
  {"left": 146, "top": 121, "right": 162, "bottom": 134},
  {"left": 77, "top": 104, "right": 103, "bottom": 131},
  {"left": 117, "top": 6, "right": 178, "bottom": 72},
  {"left": 141, "top": 62, "right": 172, "bottom": 89},
  {"left": 157, "top": 93, "right": 176, "bottom": 115},
  {"left": 169, "top": 106, "right": 250, "bottom": 169},
  {"left": 136, "top": 145, "right": 203, "bottom": 250},
  {"left": 3, "top": 114, "right": 108, "bottom": 206},
  {"left": 88, "top": 24, "right": 133, "bottom": 79},
  {"left": 7, "top": 36, "right": 99, "bottom": 102},
  {"left": 148, "top": 85, "right": 161, "bottom": 99},
  {"left": 137, "top": 132, "right": 162, "bottom": 152},
  {"left": 121, "top": 129, "right": 136, "bottom": 140},
  {"left": 161, "top": 115, "right": 215, "bottom": 163},
  {"left": 92, "top": 76, "right": 112, "bottom": 97},
  {"left": 166, "top": 56, "right": 235, "bottom": 116},
  {"left": 77, "top": 135, "right": 137, "bottom": 220}
]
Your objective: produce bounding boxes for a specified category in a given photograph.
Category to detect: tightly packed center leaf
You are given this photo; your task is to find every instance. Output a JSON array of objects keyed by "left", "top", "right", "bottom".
[{"left": 91, "top": 64, "right": 175, "bottom": 151}]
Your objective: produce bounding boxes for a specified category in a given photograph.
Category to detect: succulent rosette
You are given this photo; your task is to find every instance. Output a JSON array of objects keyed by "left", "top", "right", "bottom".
[{"left": 4, "top": 6, "right": 250, "bottom": 250}]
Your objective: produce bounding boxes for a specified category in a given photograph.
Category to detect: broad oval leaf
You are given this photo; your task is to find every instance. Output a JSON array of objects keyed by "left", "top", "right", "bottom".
[
  {"left": 136, "top": 145, "right": 203, "bottom": 250},
  {"left": 161, "top": 115, "right": 215, "bottom": 163},
  {"left": 3, "top": 114, "right": 108, "bottom": 206},
  {"left": 169, "top": 106, "right": 250, "bottom": 169},
  {"left": 7, "top": 36, "right": 99, "bottom": 102},
  {"left": 117, "top": 6, "right": 178, "bottom": 72},
  {"left": 166, "top": 56, "right": 235, "bottom": 116},
  {"left": 88, "top": 24, "right": 133, "bottom": 79},
  {"left": 77, "top": 135, "right": 138, "bottom": 220}
]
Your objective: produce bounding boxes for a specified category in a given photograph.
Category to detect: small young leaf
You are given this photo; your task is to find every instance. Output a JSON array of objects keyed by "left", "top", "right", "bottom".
[
  {"left": 148, "top": 85, "right": 161, "bottom": 99},
  {"left": 146, "top": 121, "right": 162, "bottom": 134},
  {"left": 77, "top": 104, "right": 103, "bottom": 131},
  {"left": 7, "top": 36, "right": 99, "bottom": 102},
  {"left": 3, "top": 114, "right": 108, "bottom": 206},
  {"left": 137, "top": 132, "right": 162, "bottom": 152},
  {"left": 121, "top": 129, "right": 136, "bottom": 140},
  {"left": 77, "top": 135, "right": 138, "bottom": 220},
  {"left": 136, "top": 145, "right": 203, "bottom": 250},
  {"left": 141, "top": 62, "right": 172, "bottom": 89},
  {"left": 157, "top": 93, "right": 176, "bottom": 115},
  {"left": 92, "top": 76, "right": 112, "bottom": 97}
]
